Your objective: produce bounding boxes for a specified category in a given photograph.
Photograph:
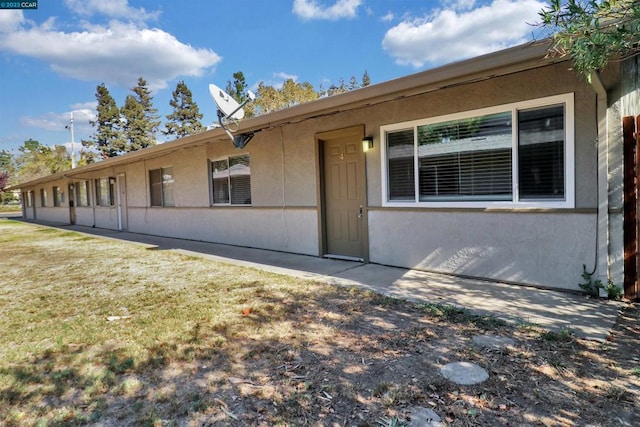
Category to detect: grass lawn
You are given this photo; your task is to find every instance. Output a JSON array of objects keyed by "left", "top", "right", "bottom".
[{"left": 0, "top": 219, "right": 638, "bottom": 426}]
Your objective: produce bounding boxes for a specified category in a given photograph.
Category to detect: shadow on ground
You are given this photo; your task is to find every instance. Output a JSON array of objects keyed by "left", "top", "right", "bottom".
[{"left": 2, "top": 283, "right": 638, "bottom": 426}]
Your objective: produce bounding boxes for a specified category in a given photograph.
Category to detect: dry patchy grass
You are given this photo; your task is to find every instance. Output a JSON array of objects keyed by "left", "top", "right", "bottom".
[{"left": 0, "top": 219, "right": 639, "bottom": 426}]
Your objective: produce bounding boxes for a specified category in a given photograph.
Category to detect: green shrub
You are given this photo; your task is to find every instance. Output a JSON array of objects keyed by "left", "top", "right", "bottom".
[{"left": 578, "top": 266, "right": 622, "bottom": 300}]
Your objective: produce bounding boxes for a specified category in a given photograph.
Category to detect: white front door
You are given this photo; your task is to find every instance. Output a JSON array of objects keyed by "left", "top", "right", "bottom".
[{"left": 116, "top": 174, "right": 128, "bottom": 231}]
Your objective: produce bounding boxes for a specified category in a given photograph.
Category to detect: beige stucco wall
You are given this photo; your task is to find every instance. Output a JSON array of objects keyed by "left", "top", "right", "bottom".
[
  {"left": 24, "top": 179, "right": 71, "bottom": 224},
  {"left": 17, "top": 61, "right": 603, "bottom": 291},
  {"left": 126, "top": 207, "right": 318, "bottom": 255},
  {"left": 368, "top": 210, "right": 595, "bottom": 290}
]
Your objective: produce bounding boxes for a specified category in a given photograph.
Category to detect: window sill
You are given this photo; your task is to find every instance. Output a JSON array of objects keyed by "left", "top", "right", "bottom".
[{"left": 382, "top": 200, "right": 575, "bottom": 209}]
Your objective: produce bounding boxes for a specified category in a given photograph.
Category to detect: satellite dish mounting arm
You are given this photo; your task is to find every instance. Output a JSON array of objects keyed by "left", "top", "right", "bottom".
[{"left": 220, "top": 92, "right": 254, "bottom": 124}]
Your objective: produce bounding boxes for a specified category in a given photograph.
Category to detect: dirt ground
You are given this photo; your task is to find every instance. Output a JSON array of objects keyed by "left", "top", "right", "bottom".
[{"left": 89, "top": 293, "right": 639, "bottom": 426}]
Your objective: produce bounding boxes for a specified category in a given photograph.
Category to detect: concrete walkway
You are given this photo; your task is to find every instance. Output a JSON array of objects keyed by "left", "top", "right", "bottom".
[{"left": 32, "top": 221, "right": 626, "bottom": 341}]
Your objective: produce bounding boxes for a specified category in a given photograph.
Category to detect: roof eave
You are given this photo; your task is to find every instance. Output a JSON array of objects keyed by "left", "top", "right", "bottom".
[{"left": 13, "top": 39, "right": 566, "bottom": 190}]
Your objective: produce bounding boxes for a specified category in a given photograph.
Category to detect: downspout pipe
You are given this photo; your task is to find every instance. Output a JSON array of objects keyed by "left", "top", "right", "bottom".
[{"left": 589, "top": 71, "right": 609, "bottom": 291}]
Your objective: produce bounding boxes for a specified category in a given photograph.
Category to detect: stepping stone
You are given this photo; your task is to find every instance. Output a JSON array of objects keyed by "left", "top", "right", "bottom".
[
  {"left": 409, "top": 407, "right": 442, "bottom": 426},
  {"left": 440, "top": 361, "right": 488, "bottom": 385},
  {"left": 472, "top": 335, "right": 515, "bottom": 349}
]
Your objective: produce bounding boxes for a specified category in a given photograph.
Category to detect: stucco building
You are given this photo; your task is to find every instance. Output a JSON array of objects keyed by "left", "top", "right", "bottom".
[{"left": 15, "top": 40, "right": 640, "bottom": 299}]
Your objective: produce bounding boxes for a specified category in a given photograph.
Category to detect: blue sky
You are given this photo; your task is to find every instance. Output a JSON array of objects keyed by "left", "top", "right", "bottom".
[{"left": 0, "top": 0, "right": 549, "bottom": 154}]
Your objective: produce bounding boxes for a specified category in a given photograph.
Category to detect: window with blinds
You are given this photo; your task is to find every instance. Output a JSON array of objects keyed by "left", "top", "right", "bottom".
[
  {"left": 211, "top": 154, "right": 251, "bottom": 205},
  {"left": 417, "top": 111, "right": 512, "bottom": 201},
  {"left": 517, "top": 106, "right": 565, "bottom": 200},
  {"left": 75, "top": 181, "right": 90, "bottom": 207},
  {"left": 387, "top": 129, "right": 415, "bottom": 201},
  {"left": 382, "top": 94, "right": 572, "bottom": 207},
  {"left": 149, "top": 167, "right": 175, "bottom": 207},
  {"left": 53, "top": 186, "right": 63, "bottom": 207},
  {"left": 96, "top": 178, "right": 115, "bottom": 206}
]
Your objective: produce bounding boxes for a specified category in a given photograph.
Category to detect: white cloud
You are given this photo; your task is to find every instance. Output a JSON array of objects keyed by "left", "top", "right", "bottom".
[
  {"left": 20, "top": 113, "right": 69, "bottom": 132},
  {"left": 20, "top": 107, "right": 96, "bottom": 133},
  {"left": 70, "top": 101, "right": 97, "bottom": 111},
  {"left": 381, "top": 12, "right": 395, "bottom": 23},
  {"left": 382, "top": 0, "right": 546, "bottom": 67},
  {"left": 0, "top": 20, "right": 221, "bottom": 90},
  {"left": 274, "top": 72, "right": 298, "bottom": 81},
  {"left": 293, "top": 0, "right": 363, "bottom": 20},
  {"left": 0, "top": 10, "right": 25, "bottom": 33},
  {"left": 443, "top": 0, "right": 477, "bottom": 11},
  {"left": 19, "top": 106, "right": 95, "bottom": 157},
  {"left": 64, "top": 0, "right": 160, "bottom": 22},
  {"left": 253, "top": 72, "right": 299, "bottom": 90}
]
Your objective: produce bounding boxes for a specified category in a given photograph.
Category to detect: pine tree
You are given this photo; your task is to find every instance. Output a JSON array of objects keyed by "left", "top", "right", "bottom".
[
  {"left": 348, "top": 75, "right": 359, "bottom": 91},
  {"left": 122, "top": 77, "right": 161, "bottom": 151},
  {"left": 83, "top": 83, "right": 124, "bottom": 160},
  {"left": 225, "top": 71, "right": 254, "bottom": 118},
  {"left": 540, "top": 0, "right": 640, "bottom": 77},
  {"left": 326, "top": 78, "right": 348, "bottom": 97},
  {"left": 163, "top": 80, "right": 204, "bottom": 139},
  {"left": 121, "top": 94, "right": 145, "bottom": 149},
  {"left": 362, "top": 70, "right": 371, "bottom": 87}
]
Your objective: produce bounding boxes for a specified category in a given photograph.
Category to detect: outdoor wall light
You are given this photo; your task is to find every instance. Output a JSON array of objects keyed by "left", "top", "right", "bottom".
[{"left": 362, "top": 136, "right": 374, "bottom": 153}]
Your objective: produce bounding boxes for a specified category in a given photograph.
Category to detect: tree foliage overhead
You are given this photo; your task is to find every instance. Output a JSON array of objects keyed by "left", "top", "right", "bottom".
[
  {"left": 122, "top": 77, "right": 161, "bottom": 152},
  {"left": 13, "top": 139, "right": 71, "bottom": 184},
  {"left": 539, "top": 0, "right": 640, "bottom": 76},
  {"left": 0, "top": 150, "right": 14, "bottom": 202},
  {"left": 253, "top": 79, "right": 319, "bottom": 115},
  {"left": 224, "top": 70, "right": 371, "bottom": 118},
  {"left": 82, "top": 83, "right": 124, "bottom": 161},
  {"left": 319, "top": 71, "right": 371, "bottom": 97},
  {"left": 0, "top": 172, "right": 8, "bottom": 193},
  {"left": 163, "top": 80, "right": 204, "bottom": 139}
]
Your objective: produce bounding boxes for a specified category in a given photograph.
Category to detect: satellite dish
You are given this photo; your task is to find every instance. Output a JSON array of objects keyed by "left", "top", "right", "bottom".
[
  {"left": 209, "top": 83, "right": 245, "bottom": 120},
  {"left": 208, "top": 83, "right": 257, "bottom": 148}
]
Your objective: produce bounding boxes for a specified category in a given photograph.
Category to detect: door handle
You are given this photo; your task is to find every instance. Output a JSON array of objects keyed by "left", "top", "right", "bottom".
[{"left": 358, "top": 205, "right": 363, "bottom": 219}]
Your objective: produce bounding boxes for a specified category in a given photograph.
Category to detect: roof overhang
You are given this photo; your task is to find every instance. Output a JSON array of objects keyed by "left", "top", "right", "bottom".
[{"left": 13, "top": 39, "right": 567, "bottom": 190}]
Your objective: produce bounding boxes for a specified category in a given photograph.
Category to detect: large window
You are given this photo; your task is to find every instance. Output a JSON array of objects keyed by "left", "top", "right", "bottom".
[
  {"left": 211, "top": 155, "right": 251, "bottom": 205},
  {"left": 96, "top": 177, "right": 115, "bottom": 207},
  {"left": 75, "top": 181, "right": 90, "bottom": 207},
  {"left": 149, "top": 167, "right": 175, "bottom": 207},
  {"left": 40, "top": 188, "right": 47, "bottom": 207},
  {"left": 382, "top": 94, "right": 574, "bottom": 208}
]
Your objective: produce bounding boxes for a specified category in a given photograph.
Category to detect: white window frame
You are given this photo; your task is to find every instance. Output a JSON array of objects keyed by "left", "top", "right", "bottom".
[{"left": 380, "top": 93, "right": 575, "bottom": 209}]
